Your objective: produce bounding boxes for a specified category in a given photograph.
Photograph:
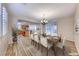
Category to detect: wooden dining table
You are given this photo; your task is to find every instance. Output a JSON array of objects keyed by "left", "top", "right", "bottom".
[
  {"left": 48, "top": 36, "right": 60, "bottom": 44},
  {"left": 47, "top": 36, "right": 61, "bottom": 55}
]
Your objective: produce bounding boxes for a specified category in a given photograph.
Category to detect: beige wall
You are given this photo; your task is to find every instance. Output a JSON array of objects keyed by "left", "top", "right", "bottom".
[
  {"left": 57, "top": 16, "right": 74, "bottom": 41},
  {"left": 74, "top": 4, "right": 79, "bottom": 53},
  {"left": 8, "top": 14, "right": 15, "bottom": 44}
]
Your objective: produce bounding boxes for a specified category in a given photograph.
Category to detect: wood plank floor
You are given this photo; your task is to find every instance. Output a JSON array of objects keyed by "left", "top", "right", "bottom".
[{"left": 5, "top": 36, "right": 79, "bottom": 56}]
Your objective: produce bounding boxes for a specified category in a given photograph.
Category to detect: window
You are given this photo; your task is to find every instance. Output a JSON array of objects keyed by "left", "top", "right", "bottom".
[
  {"left": 17, "top": 22, "right": 21, "bottom": 30},
  {"left": 0, "top": 3, "right": 1, "bottom": 37},
  {"left": 29, "top": 24, "right": 39, "bottom": 32},
  {"left": 0, "top": 4, "right": 8, "bottom": 36},
  {"left": 2, "top": 7, "right": 8, "bottom": 35},
  {"left": 45, "top": 23, "right": 57, "bottom": 36}
]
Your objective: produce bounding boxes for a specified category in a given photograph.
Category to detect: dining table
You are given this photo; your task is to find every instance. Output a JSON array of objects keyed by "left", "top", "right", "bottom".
[{"left": 47, "top": 36, "right": 61, "bottom": 55}]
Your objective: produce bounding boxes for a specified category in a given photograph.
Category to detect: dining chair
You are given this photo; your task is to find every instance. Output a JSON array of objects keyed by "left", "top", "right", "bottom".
[
  {"left": 30, "top": 34, "right": 34, "bottom": 45},
  {"left": 40, "top": 35, "right": 53, "bottom": 55},
  {"left": 33, "top": 34, "right": 40, "bottom": 49},
  {"left": 54, "top": 38, "right": 66, "bottom": 55}
]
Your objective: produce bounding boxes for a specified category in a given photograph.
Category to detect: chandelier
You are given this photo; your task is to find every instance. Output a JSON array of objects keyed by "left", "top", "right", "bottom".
[{"left": 41, "top": 18, "right": 48, "bottom": 25}]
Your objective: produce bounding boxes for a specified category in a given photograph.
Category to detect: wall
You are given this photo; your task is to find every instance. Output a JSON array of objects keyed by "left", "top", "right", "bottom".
[
  {"left": 74, "top": 4, "right": 79, "bottom": 53},
  {"left": 8, "top": 14, "right": 15, "bottom": 44},
  {"left": 57, "top": 16, "right": 74, "bottom": 41}
]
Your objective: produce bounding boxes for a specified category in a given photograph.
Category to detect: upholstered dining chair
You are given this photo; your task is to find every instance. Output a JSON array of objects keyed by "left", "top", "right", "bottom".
[
  {"left": 40, "top": 35, "right": 53, "bottom": 55},
  {"left": 54, "top": 37, "right": 66, "bottom": 55},
  {"left": 30, "top": 34, "right": 34, "bottom": 45},
  {"left": 33, "top": 33, "right": 40, "bottom": 49}
]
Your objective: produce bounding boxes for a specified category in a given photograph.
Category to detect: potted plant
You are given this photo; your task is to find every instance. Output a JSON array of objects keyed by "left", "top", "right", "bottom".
[{"left": 12, "top": 28, "right": 18, "bottom": 42}]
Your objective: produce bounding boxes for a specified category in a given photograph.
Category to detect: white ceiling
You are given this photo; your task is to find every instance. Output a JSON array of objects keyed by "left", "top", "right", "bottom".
[{"left": 5, "top": 3, "right": 77, "bottom": 23}]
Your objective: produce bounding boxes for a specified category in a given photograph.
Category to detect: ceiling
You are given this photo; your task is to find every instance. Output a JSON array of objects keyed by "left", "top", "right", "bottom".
[{"left": 5, "top": 3, "right": 77, "bottom": 23}]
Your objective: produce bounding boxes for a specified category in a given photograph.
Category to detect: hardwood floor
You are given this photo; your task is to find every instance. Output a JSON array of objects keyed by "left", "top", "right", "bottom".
[
  {"left": 5, "top": 37, "right": 79, "bottom": 56},
  {"left": 63, "top": 41, "right": 78, "bottom": 56}
]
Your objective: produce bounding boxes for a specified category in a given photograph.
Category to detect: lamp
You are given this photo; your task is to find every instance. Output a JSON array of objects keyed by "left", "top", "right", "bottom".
[
  {"left": 41, "top": 18, "right": 48, "bottom": 25},
  {"left": 40, "top": 17, "right": 48, "bottom": 36}
]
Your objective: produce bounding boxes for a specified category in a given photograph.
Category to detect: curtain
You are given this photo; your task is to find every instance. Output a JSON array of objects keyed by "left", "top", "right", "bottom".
[
  {"left": 0, "top": 3, "right": 1, "bottom": 37},
  {"left": 2, "top": 7, "right": 8, "bottom": 36}
]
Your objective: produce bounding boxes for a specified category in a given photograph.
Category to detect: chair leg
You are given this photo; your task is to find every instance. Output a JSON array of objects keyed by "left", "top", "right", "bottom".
[
  {"left": 37, "top": 43, "right": 39, "bottom": 50},
  {"left": 41, "top": 45, "right": 43, "bottom": 52},
  {"left": 33, "top": 41, "right": 35, "bottom": 47},
  {"left": 31, "top": 40, "right": 33, "bottom": 45},
  {"left": 36, "top": 42, "right": 38, "bottom": 49},
  {"left": 39, "top": 44, "right": 41, "bottom": 50},
  {"left": 34, "top": 41, "right": 36, "bottom": 46},
  {"left": 35, "top": 42, "right": 38, "bottom": 48},
  {"left": 35, "top": 42, "right": 36, "bottom": 47},
  {"left": 32, "top": 40, "right": 34, "bottom": 45},
  {"left": 47, "top": 48, "right": 48, "bottom": 56},
  {"left": 63, "top": 46, "right": 65, "bottom": 55}
]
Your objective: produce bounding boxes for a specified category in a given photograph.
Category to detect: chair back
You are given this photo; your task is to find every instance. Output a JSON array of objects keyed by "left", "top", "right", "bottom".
[
  {"left": 30, "top": 34, "right": 34, "bottom": 40},
  {"left": 40, "top": 36, "right": 48, "bottom": 48},
  {"left": 56, "top": 37, "right": 65, "bottom": 48},
  {"left": 34, "top": 34, "right": 39, "bottom": 43}
]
